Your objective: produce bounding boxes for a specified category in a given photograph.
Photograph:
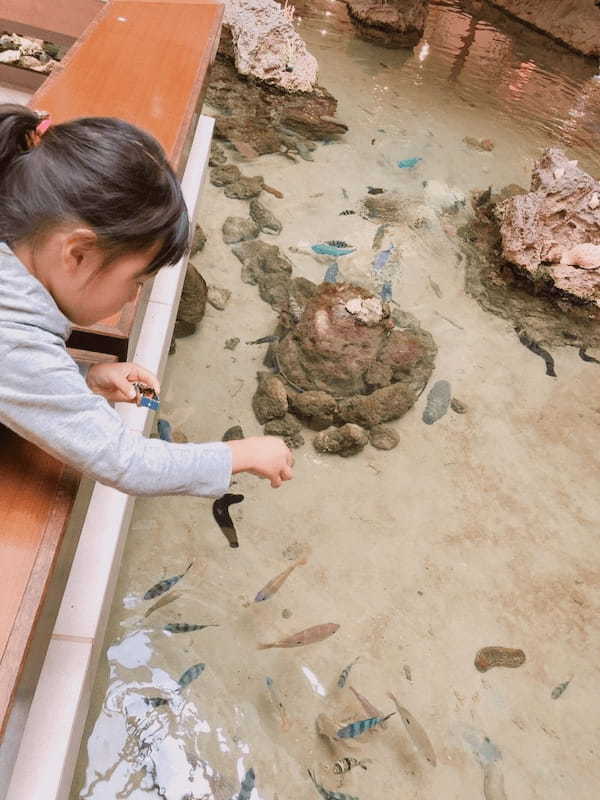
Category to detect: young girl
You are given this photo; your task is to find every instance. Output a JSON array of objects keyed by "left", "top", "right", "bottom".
[{"left": 0, "top": 104, "right": 293, "bottom": 496}]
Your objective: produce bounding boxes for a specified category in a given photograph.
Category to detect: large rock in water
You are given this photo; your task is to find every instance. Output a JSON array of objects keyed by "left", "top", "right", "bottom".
[
  {"left": 344, "top": 0, "right": 429, "bottom": 48},
  {"left": 496, "top": 148, "right": 600, "bottom": 307},
  {"left": 273, "top": 282, "right": 436, "bottom": 428}
]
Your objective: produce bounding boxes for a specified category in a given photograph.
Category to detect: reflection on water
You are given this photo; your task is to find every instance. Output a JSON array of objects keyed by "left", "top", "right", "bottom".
[{"left": 73, "top": 2, "right": 600, "bottom": 799}]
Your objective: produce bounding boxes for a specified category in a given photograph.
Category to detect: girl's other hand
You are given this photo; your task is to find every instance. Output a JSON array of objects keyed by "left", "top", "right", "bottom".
[
  {"left": 228, "top": 436, "right": 294, "bottom": 488},
  {"left": 86, "top": 362, "right": 160, "bottom": 404}
]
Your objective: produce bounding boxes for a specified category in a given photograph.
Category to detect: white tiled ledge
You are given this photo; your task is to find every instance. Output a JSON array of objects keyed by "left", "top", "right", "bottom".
[{"left": 5, "top": 114, "right": 215, "bottom": 800}]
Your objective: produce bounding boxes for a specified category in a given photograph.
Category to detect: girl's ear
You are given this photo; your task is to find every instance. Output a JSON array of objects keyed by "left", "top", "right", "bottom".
[{"left": 62, "top": 228, "right": 100, "bottom": 274}]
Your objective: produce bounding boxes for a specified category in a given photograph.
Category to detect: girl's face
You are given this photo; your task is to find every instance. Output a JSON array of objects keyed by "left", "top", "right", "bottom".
[{"left": 14, "top": 228, "right": 160, "bottom": 326}]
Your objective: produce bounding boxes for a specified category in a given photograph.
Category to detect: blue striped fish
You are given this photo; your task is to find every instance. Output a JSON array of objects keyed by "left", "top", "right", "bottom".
[
  {"left": 336, "top": 712, "right": 395, "bottom": 739},
  {"left": 307, "top": 769, "right": 359, "bottom": 800},
  {"left": 235, "top": 767, "right": 255, "bottom": 800},
  {"left": 177, "top": 663, "right": 205, "bottom": 689}
]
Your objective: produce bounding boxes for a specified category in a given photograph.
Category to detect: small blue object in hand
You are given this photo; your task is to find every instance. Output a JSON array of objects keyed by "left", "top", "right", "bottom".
[
  {"left": 134, "top": 382, "right": 160, "bottom": 411},
  {"left": 397, "top": 157, "right": 422, "bottom": 168}
]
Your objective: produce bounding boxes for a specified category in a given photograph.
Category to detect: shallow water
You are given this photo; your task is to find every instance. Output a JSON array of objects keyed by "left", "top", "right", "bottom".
[{"left": 72, "top": 2, "right": 600, "bottom": 798}]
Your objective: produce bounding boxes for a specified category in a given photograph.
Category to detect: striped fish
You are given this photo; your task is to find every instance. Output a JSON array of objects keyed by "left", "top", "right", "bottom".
[
  {"left": 235, "top": 767, "right": 255, "bottom": 800},
  {"left": 336, "top": 713, "right": 395, "bottom": 739},
  {"left": 348, "top": 686, "right": 388, "bottom": 729},
  {"left": 177, "top": 663, "right": 205, "bottom": 689},
  {"left": 143, "top": 562, "right": 193, "bottom": 600},
  {"left": 164, "top": 623, "right": 219, "bottom": 634},
  {"left": 144, "top": 696, "right": 168, "bottom": 708},
  {"left": 157, "top": 418, "right": 173, "bottom": 442},
  {"left": 307, "top": 769, "right": 359, "bottom": 800},
  {"left": 337, "top": 657, "right": 359, "bottom": 689}
]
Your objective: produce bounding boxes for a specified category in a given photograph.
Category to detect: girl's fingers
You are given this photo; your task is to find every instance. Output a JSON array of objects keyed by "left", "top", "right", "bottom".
[
  {"left": 280, "top": 465, "right": 294, "bottom": 481},
  {"left": 126, "top": 365, "right": 160, "bottom": 394}
]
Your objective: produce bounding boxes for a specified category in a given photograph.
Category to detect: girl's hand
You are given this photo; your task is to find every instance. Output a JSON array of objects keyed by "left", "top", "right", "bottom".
[
  {"left": 227, "top": 436, "right": 294, "bottom": 488},
  {"left": 86, "top": 362, "right": 160, "bottom": 404}
]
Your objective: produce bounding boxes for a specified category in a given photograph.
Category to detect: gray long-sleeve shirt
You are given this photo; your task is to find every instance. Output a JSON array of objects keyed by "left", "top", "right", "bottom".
[{"left": 0, "top": 242, "right": 232, "bottom": 496}]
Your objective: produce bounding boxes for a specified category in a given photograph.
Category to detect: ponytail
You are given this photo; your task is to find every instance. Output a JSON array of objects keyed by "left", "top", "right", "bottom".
[
  {"left": 0, "top": 104, "right": 189, "bottom": 274},
  {"left": 0, "top": 104, "right": 42, "bottom": 176}
]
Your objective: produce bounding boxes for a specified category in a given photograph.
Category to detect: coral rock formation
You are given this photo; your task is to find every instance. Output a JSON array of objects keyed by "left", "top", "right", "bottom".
[
  {"left": 344, "top": 0, "right": 429, "bottom": 48},
  {"left": 174, "top": 265, "right": 208, "bottom": 338},
  {"left": 496, "top": 148, "right": 600, "bottom": 307},
  {"left": 313, "top": 423, "right": 369, "bottom": 457}
]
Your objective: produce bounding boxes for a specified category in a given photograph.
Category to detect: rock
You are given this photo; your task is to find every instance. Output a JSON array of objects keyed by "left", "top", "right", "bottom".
[
  {"left": 450, "top": 397, "right": 468, "bottom": 414},
  {"left": 224, "top": 175, "right": 264, "bottom": 200},
  {"left": 249, "top": 198, "right": 282, "bottom": 235},
  {"left": 369, "top": 424, "right": 400, "bottom": 450},
  {"left": 18, "top": 54, "right": 52, "bottom": 72},
  {"left": 313, "top": 423, "right": 369, "bottom": 457},
  {"left": 263, "top": 413, "right": 305, "bottom": 448},
  {"left": 222, "top": 424, "right": 245, "bottom": 441},
  {"left": 288, "top": 390, "right": 337, "bottom": 431},
  {"left": 190, "top": 224, "right": 207, "bottom": 256},
  {"left": 232, "top": 240, "right": 294, "bottom": 309},
  {"left": 337, "top": 382, "right": 417, "bottom": 428},
  {"left": 344, "top": 0, "right": 429, "bottom": 48},
  {"left": 224, "top": 337, "right": 240, "bottom": 350},
  {"left": 496, "top": 148, "right": 600, "bottom": 307},
  {"left": 222, "top": 0, "right": 319, "bottom": 92},
  {"left": 42, "top": 41, "right": 61, "bottom": 60},
  {"left": 0, "top": 50, "right": 20, "bottom": 64},
  {"left": 173, "top": 265, "right": 207, "bottom": 338},
  {"left": 210, "top": 164, "right": 242, "bottom": 186},
  {"left": 209, "top": 141, "right": 228, "bottom": 166},
  {"left": 252, "top": 374, "right": 288, "bottom": 423},
  {"left": 222, "top": 216, "right": 260, "bottom": 244},
  {"left": 207, "top": 285, "right": 232, "bottom": 310}
]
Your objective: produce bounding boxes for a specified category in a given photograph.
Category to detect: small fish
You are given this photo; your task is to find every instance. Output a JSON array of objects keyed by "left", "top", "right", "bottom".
[
  {"left": 230, "top": 138, "right": 259, "bottom": 159},
  {"left": 372, "top": 244, "right": 394, "bottom": 273},
  {"left": 246, "top": 335, "right": 280, "bottom": 345},
  {"left": 380, "top": 279, "right": 392, "bottom": 301},
  {"left": 403, "top": 664, "right": 412, "bottom": 682},
  {"left": 307, "top": 769, "right": 359, "bottom": 800},
  {"left": 212, "top": 493, "right": 244, "bottom": 548},
  {"left": 367, "top": 187, "right": 384, "bottom": 195},
  {"left": 348, "top": 686, "right": 388, "bottom": 729},
  {"left": 144, "top": 590, "right": 181, "bottom": 618},
  {"left": 265, "top": 676, "right": 290, "bottom": 730},
  {"left": 387, "top": 692, "right": 437, "bottom": 766},
  {"left": 337, "top": 657, "right": 359, "bottom": 688},
  {"left": 372, "top": 224, "right": 386, "bottom": 251},
  {"left": 312, "top": 243, "right": 355, "bottom": 257},
  {"left": 144, "top": 696, "right": 169, "bottom": 708},
  {"left": 371, "top": 138, "right": 375, "bottom": 145},
  {"left": 164, "top": 623, "right": 219, "bottom": 633},
  {"left": 336, "top": 713, "right": 395, "bottom": 739},
  {"left": 333, "top": 757, "right": 369, "bottom": 775},
  {"left": 428, "top": 277, "right": 442, "bottom": 298},
  {"left": 579, "top": 347, "right": 600, "bottom": 364},
  {"left": 157, "top": 418, "right": 173, "bottom": 442},
  {"left": 422, "top": 380, "right": 451, "bottom": 424},
  {"left": 483, "top": 762, "right": 508, "bottom": 800},
  {"left": 257, "top": 622, "right": 339, "bottom": 650},
  {"left": 397, "top": 157, "right": 422, "bottom": 168},
  {"left": 324, "top": 263, "right": 340, "bottom": 283},
  {"left": 551, "top": 679, "right": 571, "bottom": 699},
  {"left": 516, "top": 328, "right": 556, "bottom": 377},
  {"left": 341, "top": 188, "right": 349, "bottom": 199},
  {"left": 143, "top": 562, "right": 193, "bottom": 601},
  {"left": 326, "top": 240, "right": 351, "bottom": 249},
  {"left": 255, "top": 557, "right": 307, "bottom": 602},
  {"left": 235, "top": 767, "right": 256, "bottom": 800},
  {"left": 177, "top": 662, "right": 205, "bottom": 689},
  {"left": 262, "top": 183, "right": 284, "bottom": 199},
  {"left": 339, "top": 209, "right": 355, "bottom": 216}
]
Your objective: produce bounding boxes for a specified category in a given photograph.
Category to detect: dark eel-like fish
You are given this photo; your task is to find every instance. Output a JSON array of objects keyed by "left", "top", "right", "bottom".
[
  {"left": 579, "top": 347, "right": 600, "bottom": 364},
  {"left": 515, "top": 328, "right": 556, "bottom": 377},
  {"left": 212, "top": 493, "right": 244, "bottom": 548}
]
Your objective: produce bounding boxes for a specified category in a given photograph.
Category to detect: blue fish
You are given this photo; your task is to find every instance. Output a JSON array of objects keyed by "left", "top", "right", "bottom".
[
  {"left": 177, "top": 662, "right": 205, "bottom": 689},
  {"left": 323, "top": 263, "right": 339, "bottom": 283},
  {"left": 397, "top": 157, "right": 422, "bottom": 168},
  {"left": 312, "top": 243, "right": 355, "bottom": 257},
  {"left": 307, "top": 769, "right": 359, "bottom": 800},
  {"left": 336, "top": 712, "right": 395, "bottom": 739},
  {"left": 372, "top": 245, "right": 394, "bottom": 273},
  {"left": 236, "top": 767, "right": 256, "bottom": 800},
  {"left": 157, "top": 418, "right": 173, "bottom": 442},
  {"left": 380, "top": 281, "right": 393, "bottom": 302}
]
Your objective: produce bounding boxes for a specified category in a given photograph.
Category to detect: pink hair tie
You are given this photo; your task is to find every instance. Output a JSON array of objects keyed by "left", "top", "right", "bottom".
[{"left": 36, "top": 117, "right": 52, "bottom": 136}]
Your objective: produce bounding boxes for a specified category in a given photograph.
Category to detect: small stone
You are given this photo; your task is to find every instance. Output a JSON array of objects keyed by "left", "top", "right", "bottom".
[
  {"left": 209, "top": 141, "right": 227, "bottom": 166},
  {"left": 222, "top": 216, "right": 260, "bottom": 244},
  {"left": 450, "top": 397, "right": 468, "bottom": 414},
  {"left": 210, "top": 164, "right": 241, "bottom": 187},
  {"left": 190, "top": 224, "right": 207, "bottom": 256},
  {"left": 264, "top": 413, "right": 304, "bottom": 448},
  {"left": 313, "top": 423, "right": 368, "bottom": 457},
  {"left": 369, "top": 424, "right": 400, "bottom": 450},
  {"left": 249, "top": 198, "right": 283, "bottom": 235},
  {"left": 222, "top": 425, "right": 245, "bottom": 441},
  {"left": 475, "top": 646, "right": 526, "bottom": 672},
  {"left": 224, "top": 337, "right": 240, "bottom": 351},
  {"left": 589, "top": 193, "right": 599, "bottom": 210},
  {"left": 224, "top": 175, "right": 264, "bottom": 200},
  {"left": 282, "top": 608, "right": 293, "bottom": 619},
  {"left": 207, "top": 285, "right": 231, "bottom": 310},
  {"left": 42, "top": 41, "right": 61, "bottom": 59},
  {"left": 288, "top": 390, "right": 337, "bottom": 431},
  {"left": 173, "top": 265, "right": 207, "bottom": 338},
  {"left": 252, "top": 374, "right": 288, "bottom": 423}
]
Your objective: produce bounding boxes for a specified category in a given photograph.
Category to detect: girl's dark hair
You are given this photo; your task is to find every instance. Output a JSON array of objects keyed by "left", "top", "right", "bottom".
[{"left": 0, "top": 104, "right": 189, "bottom": 273}]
